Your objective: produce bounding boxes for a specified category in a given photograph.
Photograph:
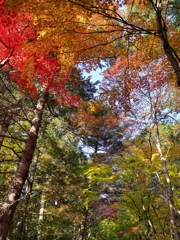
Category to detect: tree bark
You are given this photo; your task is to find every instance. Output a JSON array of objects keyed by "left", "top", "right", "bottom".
[
  {"left": 9, "top": 158, "right": 38, "bottom": 240},
  {"left": 69, "top": 0, "right": 180, "bottom": 87},
  {"left": 153, "top": 0, "right": 180, "bottom": 86},
  {"left": 0, "top": 91, "right": 48, "bottom": 240},
  {"left": 78, "top": 208, "right": 88, "bottom": 240},
  {"left": 154, "top": 122, "right": 180, "bottom": 240}
]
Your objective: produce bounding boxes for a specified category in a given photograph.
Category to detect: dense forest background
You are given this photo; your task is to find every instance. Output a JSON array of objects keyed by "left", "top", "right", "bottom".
[{"left": 0, "top": 0, "right": 180, "bottom": 239}]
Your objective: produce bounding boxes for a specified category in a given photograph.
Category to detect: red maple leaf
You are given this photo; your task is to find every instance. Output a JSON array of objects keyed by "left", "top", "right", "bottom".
[{"left": 0, "top": 0, "right": 80, "bottom": 106}]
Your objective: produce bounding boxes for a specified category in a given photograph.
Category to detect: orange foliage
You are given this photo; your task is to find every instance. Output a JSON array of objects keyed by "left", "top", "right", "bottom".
[
  {"left": 3, "top": 0, "right": 180, "bottom": 97},
  {"left": 4, "top": 0, "right": 123, "bottom": 72},
  {"left": 116, "top": 226, "right": 139, "bottom": 235},
  {"left": 101, "top": 29, "right": 178, "bottom": 113},
  {"left": 71, "top": 100, "right": 120, "bottom": 137}
]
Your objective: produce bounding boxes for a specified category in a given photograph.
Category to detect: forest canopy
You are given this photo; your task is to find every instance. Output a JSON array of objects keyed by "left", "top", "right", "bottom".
[{"left": 0, "top": 0, "right": 180, "bottom": 239}]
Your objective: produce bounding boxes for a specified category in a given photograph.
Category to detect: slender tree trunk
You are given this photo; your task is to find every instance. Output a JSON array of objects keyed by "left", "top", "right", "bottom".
[
  {"left": 0, "top": 91, "right": 48, "bottom": 240},
  {"left": 154, "top": 122, "right": 180, "bottom": 240},
  {"left": 78, "top": 208, "right": 88, "bottom": 240},
  {"left": 37, "top": 194, "right": 45, "bottom": 240}
]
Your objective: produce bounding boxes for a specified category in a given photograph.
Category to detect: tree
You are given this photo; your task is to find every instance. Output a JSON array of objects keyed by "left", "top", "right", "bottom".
[
  {"left": 0, "top": 0, "right": 37, "bottom": 69},
  {"left": 71, "top": 99, "right": 127, "bottom": 239},
  {"left": 0, "top": 9, "right": 100, "bottom": 232},
  {"left": 71, "top": 99, "right": 123, "bottom": 155},
  {"left": 0, "top": 90, "right": 48, "bottom": 239},
  {"left": 1, "top": 0, "right": 179, "bottom": 238},
  {"left": 6, "top": 105, "right": 89, "bottom": 240},
  {"left": 113, "top": 121, "right": 180, "bottom": 239},
  {"left": 100, "top": 55, "right": 180, "bottom": 238},
  {"left": 0, "top": 1, "right": 81, "bottom": 237},
  {"left": 3, "top": 0, "right": 180, "bottom": 90},
  {"left": 67, "top": 0, "right": 180, "bottom": 87}
]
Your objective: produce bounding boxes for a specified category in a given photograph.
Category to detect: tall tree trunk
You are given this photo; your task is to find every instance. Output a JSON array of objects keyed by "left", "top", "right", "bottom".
[
  {"left": 37, "top": 194, "right": 45, "bottom": 240},
  {"left": 154, "top": 122, "right": 180, "bottom": 240},
  {"left": 154, "top": 0, "right": 180, "bottom": 86},
  {"left": 78, "top": 208, "right": 88, "bottom": 240},
  {"left": 9, "top": 158, "right": 38, "bottom": 240},
  {"left": 0, "top": 91, "right": 48, "bottom": 240}
]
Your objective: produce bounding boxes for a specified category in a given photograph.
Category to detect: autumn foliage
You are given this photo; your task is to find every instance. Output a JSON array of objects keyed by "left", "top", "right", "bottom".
[
  {"left": 0, "top": 0, "right": 81, "bottom": 106},
  {"left": 0, "top": 0, "right": 180, "bottom": 239},
  {"left": 0, "top": 0, "right": 37, "bottom": 69}
]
